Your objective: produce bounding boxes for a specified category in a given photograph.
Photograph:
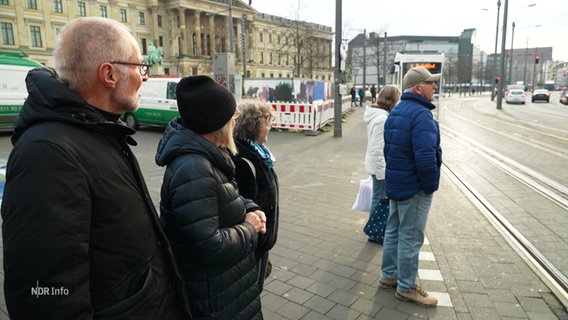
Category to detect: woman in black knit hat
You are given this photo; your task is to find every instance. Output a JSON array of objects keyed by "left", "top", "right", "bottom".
[{"left": 156, "top": 75, "right": 266, "bottom": 320}]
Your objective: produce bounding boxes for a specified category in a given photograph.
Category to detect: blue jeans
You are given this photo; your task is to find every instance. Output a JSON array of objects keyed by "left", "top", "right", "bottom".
[
  {"left": 381, "top": 191, "right": 433, "bottom": 292},
  {"left": 369, "top": 175, "right": 387, "bottom": 216}
]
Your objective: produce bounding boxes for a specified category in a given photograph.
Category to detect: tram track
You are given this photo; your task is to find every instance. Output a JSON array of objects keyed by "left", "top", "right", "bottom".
[
  {"left": 440, "top": 98, "right": 568, "bottom": 310},
  {"left": 442, "top": 163, "right": 568, "bottom": 311},
  {"left": 443, "top": 101, "right": 568, "bottom": 158}
]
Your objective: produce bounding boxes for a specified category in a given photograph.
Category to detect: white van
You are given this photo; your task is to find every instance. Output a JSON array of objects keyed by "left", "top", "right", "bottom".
[
  {"left": 122, "top": 77, "right": 181, "bottom": 129},
  {"left": 0, "top": 50, "right": 43, "bottom": 129}
]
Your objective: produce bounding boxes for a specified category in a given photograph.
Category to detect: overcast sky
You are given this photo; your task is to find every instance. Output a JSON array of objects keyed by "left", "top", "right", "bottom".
[{"left": 250, "top": 0, "right": 567, "bottom": 62}]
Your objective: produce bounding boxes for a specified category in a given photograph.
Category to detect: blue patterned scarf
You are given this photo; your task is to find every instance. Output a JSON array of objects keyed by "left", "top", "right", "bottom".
[{"left": 243, "top": 138, "right": 276, "bottom": 169}]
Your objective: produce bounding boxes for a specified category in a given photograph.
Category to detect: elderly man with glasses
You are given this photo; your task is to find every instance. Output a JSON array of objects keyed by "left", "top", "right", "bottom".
[
  {"left": 1, "top": 17, "right": 192, "bottom": 319},
  {"left": 379, "top": 66, "right": 443, "bottom": 308}
]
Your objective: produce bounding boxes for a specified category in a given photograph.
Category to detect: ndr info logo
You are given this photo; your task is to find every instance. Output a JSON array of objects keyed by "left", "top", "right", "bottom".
[{"left": 31, "top": 281, "right": 69, "bottom": 298}]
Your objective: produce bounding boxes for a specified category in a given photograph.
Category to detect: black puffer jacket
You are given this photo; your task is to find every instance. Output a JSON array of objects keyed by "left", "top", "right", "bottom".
[
  {"left": 1, "top": 68, "right": 191, "bottom": 319},
  {"left": 156, "top": 119, "right": 263, "bottom": 320},
  {"left": 233, "top": 139, "right": 279, "bottom": 259}
]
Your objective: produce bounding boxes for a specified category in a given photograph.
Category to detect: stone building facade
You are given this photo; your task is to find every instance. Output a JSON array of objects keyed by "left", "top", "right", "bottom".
[{"left": 0, "top": 0, "right": 333, "bottom": 80}]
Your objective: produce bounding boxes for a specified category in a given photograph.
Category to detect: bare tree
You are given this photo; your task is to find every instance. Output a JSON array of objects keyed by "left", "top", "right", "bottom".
[{"left": 275, "top": 0, "right": 332, "bottom": 78}]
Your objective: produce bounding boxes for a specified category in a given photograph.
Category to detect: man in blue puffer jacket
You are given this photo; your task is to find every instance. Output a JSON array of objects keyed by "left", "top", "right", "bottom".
[{"left": 379, "top": 67, "right": 443, "bottom": 308}]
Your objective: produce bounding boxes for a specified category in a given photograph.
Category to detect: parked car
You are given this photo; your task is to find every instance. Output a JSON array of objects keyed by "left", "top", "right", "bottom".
[
  {"left": 531, "top": 89, "right": 550, "bottom": 103},
  {"left": 505, "top": 89, "right": 526, "bottom": 104},
  {"left": 560, "top": 90, "right": 568, "bottom": 105}
]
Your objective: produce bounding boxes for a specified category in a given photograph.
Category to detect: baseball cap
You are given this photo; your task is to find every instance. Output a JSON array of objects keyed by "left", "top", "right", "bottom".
[{"left": 403, "top": 66, "right": 441, "bottom": 90}]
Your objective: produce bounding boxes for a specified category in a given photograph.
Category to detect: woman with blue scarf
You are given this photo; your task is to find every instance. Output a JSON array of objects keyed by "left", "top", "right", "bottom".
[{"left": 233, "top": 102, "right": 279, "bottom": 290}]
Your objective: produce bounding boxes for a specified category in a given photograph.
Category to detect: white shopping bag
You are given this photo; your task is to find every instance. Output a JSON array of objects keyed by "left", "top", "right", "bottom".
[{"left": 352, "top": 176, "right": 372, "bottom": 211}]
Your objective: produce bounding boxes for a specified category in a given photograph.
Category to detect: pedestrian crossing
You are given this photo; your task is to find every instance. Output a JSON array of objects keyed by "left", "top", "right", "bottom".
[{"left": 419, "top": 237, "right": 452, "bottom": 307}]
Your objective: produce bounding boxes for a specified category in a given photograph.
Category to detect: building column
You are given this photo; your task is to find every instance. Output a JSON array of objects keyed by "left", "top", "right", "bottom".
[
  {"left": 209, "top": 15, "right": 216, "bottom": 54},
  {"left": 178, "top": 8, "right": 187, "bottom": 56},
  {"left": 194, "top": 10, "right": 202, "bottom": 56}
]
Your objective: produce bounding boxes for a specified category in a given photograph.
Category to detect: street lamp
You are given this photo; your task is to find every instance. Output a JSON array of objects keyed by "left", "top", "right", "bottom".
[{"left": 496, "top": 0, "right": 509, "bottom": 110}]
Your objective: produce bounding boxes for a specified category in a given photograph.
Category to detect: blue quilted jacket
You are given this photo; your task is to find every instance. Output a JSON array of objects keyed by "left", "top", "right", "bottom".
[{"left": 384, "top": 92, "right": 442, "bottom": 201}]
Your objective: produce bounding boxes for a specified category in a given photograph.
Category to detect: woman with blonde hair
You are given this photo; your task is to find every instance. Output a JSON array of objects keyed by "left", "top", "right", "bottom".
[{"left": 156, "top": 76, "right": 266, "bottom": 319}]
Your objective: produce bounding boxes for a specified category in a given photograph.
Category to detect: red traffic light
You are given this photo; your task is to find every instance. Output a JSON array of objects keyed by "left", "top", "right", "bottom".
[
  {"left": 495, "top": 76, "right": 500, "bottom": 84},
  {"left": 535, "top": 55, "right": 540, "bottom": 64}
]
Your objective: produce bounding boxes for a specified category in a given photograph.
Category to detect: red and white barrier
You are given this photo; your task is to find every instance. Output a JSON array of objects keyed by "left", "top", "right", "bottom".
[{"left": 271, "top": 96, "right": 353, "bottom": 135}]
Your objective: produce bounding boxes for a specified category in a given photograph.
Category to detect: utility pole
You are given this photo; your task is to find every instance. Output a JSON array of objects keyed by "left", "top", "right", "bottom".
[
  {"left": 333, "top": 0, "right": 342, "bottom": 137},
  {"left": 508, "top": 22, "right": 515, "bottom": 84},
  {"left": 228, "top": 0, "right": 233, "bottom": 53},
  {"left": 362, "top": 29, "right": 367, "bottom": 93},
  {"left": 491, "top": 0, "right": 502, "bottom": 101},
  {"left": 383, "top": 32, "right": 387, "bottom": 86},
  {"left": 496, "top": 0, "right": 508, "bottom": 110}
]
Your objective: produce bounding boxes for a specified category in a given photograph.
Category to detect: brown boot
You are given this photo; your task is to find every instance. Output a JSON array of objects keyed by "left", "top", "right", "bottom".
[
  {"left": 395, "top": 285, "right": 438, "bottom": 307},
  {"left": 378, "top": 277, "right": 397, "bottom": 289}
]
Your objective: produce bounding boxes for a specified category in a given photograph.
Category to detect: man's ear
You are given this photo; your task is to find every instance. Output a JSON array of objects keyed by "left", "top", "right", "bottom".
[{"left": 98, "top": 62, "right": 118, "bottom": 88}]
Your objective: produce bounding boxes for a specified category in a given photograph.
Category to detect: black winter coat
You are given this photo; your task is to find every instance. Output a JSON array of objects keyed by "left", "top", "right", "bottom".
[
  {"left": 233, "top": 139, "right": 279, "bottom": 259},
  {"left": 0, "top": 68, "right": 191, "bottom": 319},
  {"left": 156, "top": 119, "right": 263, "bottom": 320}
]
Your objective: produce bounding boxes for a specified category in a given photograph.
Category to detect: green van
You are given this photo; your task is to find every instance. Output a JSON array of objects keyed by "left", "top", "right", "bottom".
[
  {"left": 0, "top": 49, "right": 43, "bottom": 129},
  {"left": 122, "top": 77, "right": 181, "bottom": 129}
]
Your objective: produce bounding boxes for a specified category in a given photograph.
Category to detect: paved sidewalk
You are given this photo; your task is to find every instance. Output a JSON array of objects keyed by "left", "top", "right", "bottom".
[{"left": 261, "top": 105, "right": 568, "bottom": 319}]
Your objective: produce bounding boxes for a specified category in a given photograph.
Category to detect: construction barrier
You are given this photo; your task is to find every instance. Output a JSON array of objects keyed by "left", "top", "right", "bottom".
[{"left": 271, "top": 96, "right": 352, "bottom": 135}]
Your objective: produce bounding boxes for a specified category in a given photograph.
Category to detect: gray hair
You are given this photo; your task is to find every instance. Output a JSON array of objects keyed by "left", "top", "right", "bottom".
[
  {"left": 234, "top": 101, "right": 275, "bottom": 142},
  {"left": 54, "top": 17, "right": 137, "bottom": 90}
]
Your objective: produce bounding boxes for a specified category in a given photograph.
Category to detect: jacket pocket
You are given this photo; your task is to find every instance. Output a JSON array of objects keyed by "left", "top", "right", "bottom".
[{"left": 93, "top": 260, "right": 159, "bottom": 319}]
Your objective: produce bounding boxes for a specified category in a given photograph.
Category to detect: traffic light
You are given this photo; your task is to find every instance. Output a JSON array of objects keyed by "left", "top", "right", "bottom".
[
  {"left": 535, "top": 55, "right": 540, "bottom": 64},
  {"left": 495, "top": 76, "right": 500, "bottom": 84}
]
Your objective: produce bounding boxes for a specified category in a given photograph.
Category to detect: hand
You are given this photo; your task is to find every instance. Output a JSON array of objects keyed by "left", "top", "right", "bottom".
[{"left": 245, "top": 211, "right": 266, "bottom": 234}]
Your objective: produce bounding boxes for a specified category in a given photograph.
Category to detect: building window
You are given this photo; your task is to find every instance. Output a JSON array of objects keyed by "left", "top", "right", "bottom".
[
  {"left": 53, "top": 0, "right": 63, "bottom": 13},
  {"left": 157, "top": 15, "right": 162, "bottom": 28},
  {"left": 27, "top": 0, "right": 37, "bottom": 9},
  {"left": 30, "top": 25, "right": 42, "bottom": 47},
  {"left": 277, "top": 35, "right": 280, "bottom": 44},
  {"left": 259, "top": 32, "right": 263, "bottom": 42},
  {"left": 1, "top": 22, "right": 14, "bottom": 45},
  {"left": 77, "top": 2, "right": 86, "bottom": 16},
  {"left": 269, "top": 52, "right": 272, "bottom": 64},
  {"left": 268, "top": 34, "right": 272, "bottom": 43},
  {"left": 99, "top": 5, "right": 107, "bottom": 18},
  {"left": 270, "top": 73, "right": 274, "bottom": 78},
  {"left": 158, "top": 36, "right": 163, "bottom": 47},
  {"left": 141, "top": 38, "right": 147, "bottom": 55},
  {"left": 138, "top": 12, "right": 145, "bottom": 25},
  {"left": 0, "top": 0, "right": 8, "bottom": 5},
  {"left": 54, "top": 27, "right": 63, "bottom": 43},
  {"left": 192, "top": 33, "right": 197, "bottom": 55},
  {"left": 119, "top": 9, "right": 127, "bottom": 23},
  {"left": 259, "top": 51, "right": 264, "bottom": 64}
]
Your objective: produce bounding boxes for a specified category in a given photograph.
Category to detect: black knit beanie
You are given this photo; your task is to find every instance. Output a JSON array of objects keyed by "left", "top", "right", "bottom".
[{"left": 177, "top": 75, "right": 236, "bottom": 134}]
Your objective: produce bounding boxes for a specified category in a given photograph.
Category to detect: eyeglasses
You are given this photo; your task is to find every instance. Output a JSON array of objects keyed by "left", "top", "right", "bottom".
[
  {"left": 419, "top": 81, "right": 437, "bottom": 88},
  {"left": 110, "top": 61, "right": 150, "bottom": 76}
]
